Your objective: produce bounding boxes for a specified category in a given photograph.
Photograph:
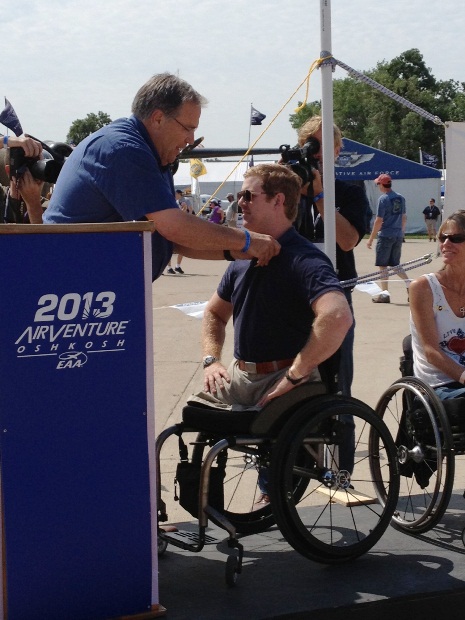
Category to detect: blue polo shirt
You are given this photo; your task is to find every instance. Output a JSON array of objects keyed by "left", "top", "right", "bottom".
[
  {"left": 217, "top": 227, "right": 342, "bottom": 362},
  {"left": 43, "top": 115, "right": 177, "bottom": 280}
]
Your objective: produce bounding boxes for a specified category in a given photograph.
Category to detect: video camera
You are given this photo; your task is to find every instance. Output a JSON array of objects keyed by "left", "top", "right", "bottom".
[
  {"left": 279, "top": 137, "right": 320, "bottom": 185},
  {"left": 7, "top": 138, "right": 73, "bottom": 184}
]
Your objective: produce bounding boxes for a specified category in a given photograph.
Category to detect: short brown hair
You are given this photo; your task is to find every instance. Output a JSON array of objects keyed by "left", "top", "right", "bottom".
[{"left": 243, "top": 163, "right": 302, "bottom": 221}]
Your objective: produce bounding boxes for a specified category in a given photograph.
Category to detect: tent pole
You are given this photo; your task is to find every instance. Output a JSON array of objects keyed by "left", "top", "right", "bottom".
[{"left": 320, "top": 0, "right": 336, "bottom": 268}]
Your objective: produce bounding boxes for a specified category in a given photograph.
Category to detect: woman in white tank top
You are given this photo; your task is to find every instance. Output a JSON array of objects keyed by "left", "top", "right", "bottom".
[{"left": 410, "top": 210, "right": 465, "bottom": 400}]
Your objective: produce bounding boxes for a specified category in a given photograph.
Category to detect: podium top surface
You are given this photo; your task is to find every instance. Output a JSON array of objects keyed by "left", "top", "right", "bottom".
[{"left": 0, "top": 222, "right": 155, "bottom": 235}]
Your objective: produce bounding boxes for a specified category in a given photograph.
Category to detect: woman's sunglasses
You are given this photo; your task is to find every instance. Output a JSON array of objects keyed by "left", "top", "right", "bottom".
[{"left": 438, "top": 233, "right": 465, "bottom": 244}]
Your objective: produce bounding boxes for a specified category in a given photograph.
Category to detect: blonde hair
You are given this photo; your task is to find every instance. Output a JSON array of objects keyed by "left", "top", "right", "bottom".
[{"left": 297, "top": 115, "right": 342, "bottom": 149}]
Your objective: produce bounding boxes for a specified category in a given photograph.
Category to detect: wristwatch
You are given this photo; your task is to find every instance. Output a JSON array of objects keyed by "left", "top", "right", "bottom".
[{"left": 203, "top": 355, "right": 219, "bottom": 368}]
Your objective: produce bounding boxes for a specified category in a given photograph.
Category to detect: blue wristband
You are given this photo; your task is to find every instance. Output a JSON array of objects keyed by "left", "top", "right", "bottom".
[
  {"left": 314, "top": 191, "right": 324, "bottom": 202},
  {"left": 241, "top": 229, "right": 251, "bottom": 253},
  {"left": 2, "top": 135, "right": 8, "bottom": 148}
]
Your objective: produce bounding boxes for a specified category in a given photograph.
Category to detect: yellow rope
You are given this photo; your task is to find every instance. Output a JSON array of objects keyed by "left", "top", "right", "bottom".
[{"left": 196, "top": 57, "right": 327, "bottom": 214}]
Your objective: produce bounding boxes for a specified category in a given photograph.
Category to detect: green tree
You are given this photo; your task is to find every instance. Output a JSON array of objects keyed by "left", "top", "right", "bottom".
[
  {"left": 66, "top": 111, "right": 112, "bottom": 145},
  {"left": 289, "top": 49, "right": 465, "bottom": 163}
]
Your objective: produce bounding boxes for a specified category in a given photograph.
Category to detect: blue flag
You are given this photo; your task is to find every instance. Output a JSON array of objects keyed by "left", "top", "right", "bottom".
[
  {"left": 421, "top": 151, "right": 438, "bottom": 168},
  {"left": 0, "top": 98, "right": 23, "bottom": 136},
  {"left": 250, "top": 106, "right": 266, "bottom": 126}
]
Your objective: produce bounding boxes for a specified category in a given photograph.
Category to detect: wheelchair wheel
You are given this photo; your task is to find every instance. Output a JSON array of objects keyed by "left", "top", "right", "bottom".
[
  {"left": 374, "top": 377, "right": 455, "bottom": 533},
  {"left": 268, "top": 396, "right": 399, "bottom": 563},
  {"left": 191, "top": 433, "right": 275, "bottom": 535}
]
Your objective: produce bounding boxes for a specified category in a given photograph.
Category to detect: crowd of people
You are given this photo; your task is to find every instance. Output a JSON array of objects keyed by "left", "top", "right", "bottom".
[{"left": 2, "top": 71, "right": 463, "bottom": 497}]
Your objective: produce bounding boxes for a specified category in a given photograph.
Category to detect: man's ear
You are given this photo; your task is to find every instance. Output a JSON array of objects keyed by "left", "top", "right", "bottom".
[{"left": 148, "top": 109, "right": 164, "bottom": 128}]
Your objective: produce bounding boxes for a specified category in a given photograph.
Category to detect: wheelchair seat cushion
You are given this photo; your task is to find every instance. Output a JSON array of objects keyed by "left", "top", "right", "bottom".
[
  {"left": 181, "top": 381, "right": 328, "bottom": 436},
  {"left": 182, "top": 405, "right": 260, "bottom": 435}
]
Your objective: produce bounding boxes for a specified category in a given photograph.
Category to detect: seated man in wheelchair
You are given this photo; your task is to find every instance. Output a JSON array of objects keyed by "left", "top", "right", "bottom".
[
  {"left": 409, "top": 209, "right": 465, "bottom": 400},
  {"left": 188, "top": 162, "right": 354, "bottom": 504}
]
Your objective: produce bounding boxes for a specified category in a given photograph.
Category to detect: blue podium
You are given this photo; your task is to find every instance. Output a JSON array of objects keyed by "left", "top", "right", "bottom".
[{"left": 0, "top": 223, "right": 164, "bottom": 620}]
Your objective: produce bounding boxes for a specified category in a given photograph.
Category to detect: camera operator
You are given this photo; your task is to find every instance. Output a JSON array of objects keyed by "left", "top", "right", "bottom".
[
  {"left": 291, "top": 116, "right": 369, "bottom": 473},
  {"left": 1, "top": 134, "right": 45, "bottom": 223}
]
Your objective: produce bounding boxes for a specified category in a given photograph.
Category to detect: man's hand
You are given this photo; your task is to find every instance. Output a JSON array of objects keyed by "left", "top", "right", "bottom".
[
  {"left": 8, "top": 135, "right": 42, "bottom": 158},
  {"left": 203, "top": 361, "right": 231, "bottom": 394},
  {"left": 257, "top": 371, "right": 304, "bottom": 406},
  {"left": 366, "top": 239, "right": 373, "bottom": 249},
  {"left": 17, "top": 169, "right": 43, "bottom": 202},
  {"left": 242, "top": 232, "right": 280, "bottom": 266}
]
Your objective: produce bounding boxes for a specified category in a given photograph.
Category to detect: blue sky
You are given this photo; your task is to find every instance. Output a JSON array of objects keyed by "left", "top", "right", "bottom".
[{"left": 3, "top": 0, "right": 465, "bottom": 150}]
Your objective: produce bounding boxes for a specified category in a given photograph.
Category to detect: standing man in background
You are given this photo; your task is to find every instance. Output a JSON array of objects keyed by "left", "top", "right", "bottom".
[
  {"left": 225, "top": 192, "right": 239, "bottom": 227},
  {"left": 367, "top": 173, "right": 410, "bottom": 303},
  {"left": 422, "top": 197, "right": 441, "bottom": 242}
]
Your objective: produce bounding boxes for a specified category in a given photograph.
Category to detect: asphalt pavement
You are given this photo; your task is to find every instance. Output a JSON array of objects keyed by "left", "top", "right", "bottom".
[{"left": 152, "top": 238, "right": 465, "bottom": 619}]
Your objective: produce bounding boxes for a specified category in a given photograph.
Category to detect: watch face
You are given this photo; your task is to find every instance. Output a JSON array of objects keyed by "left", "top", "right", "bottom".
[{"left": 203, "top": 356, "right": 217, "bottom": 368}]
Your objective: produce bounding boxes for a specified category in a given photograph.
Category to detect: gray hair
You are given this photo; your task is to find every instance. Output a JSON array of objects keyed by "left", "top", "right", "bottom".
[{"left": 131, "top": 72, "right": 208, "bottom": 120}]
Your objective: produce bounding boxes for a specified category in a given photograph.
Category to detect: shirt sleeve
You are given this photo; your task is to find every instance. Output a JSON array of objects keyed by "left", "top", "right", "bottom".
[{"left": 84, "top": 137, "right": 177, "bottom": 220}]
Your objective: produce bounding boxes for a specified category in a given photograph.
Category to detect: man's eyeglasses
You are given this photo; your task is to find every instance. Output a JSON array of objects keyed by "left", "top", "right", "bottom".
[
  {"left": 171, "top": 116, "right": 195, "bottom": 134},
  {"left": 438, "top": 233, "right": 465, "bottom": 244},
  {"left": 237, "top": 190, "right": 269, "bottom": 202}
]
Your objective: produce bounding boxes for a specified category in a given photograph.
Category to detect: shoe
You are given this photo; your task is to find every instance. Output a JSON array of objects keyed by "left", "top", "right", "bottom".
[
  {"left": 174, "top": 266, "right": 184, "bottom": 274},
  {"left": 159, "top": 524, "right": 178, "bottom": 533},
  {"left": 252, "top": 493, "right": 270, "bottom": 510},
  {"left": 166, "top": 267, "right": 175, "bottom": 274},
  {"left": 372, "top": 293, "right": 390, "bottom": 304}
]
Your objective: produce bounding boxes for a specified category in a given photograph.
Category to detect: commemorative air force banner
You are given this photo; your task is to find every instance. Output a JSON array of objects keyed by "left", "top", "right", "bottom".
[{"left": 0, "top": 223, "right": 162, "bottom": 620}]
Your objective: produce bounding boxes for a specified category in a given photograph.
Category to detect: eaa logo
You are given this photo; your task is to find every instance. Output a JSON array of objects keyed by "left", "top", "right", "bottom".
[{"left": 57, "top": 351, "right": 88, "bottom": 369}]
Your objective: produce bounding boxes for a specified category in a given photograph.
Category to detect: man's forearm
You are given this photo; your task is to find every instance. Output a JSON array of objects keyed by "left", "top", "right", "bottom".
[{"left": 202, "top": 310, "right": 227, "bottom": 358}]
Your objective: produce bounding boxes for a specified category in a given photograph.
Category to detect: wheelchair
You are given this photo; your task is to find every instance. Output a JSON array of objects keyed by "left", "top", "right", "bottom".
[
  {"left": 156, "top": 364, "right": 400, "bottom": 586},
  {"left": 373, "top": 335, "right": 465, "bottom": 535}
]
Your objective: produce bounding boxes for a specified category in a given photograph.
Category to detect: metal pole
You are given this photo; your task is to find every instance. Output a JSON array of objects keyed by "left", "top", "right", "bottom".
[{"left": 320, "top": 0, "right": 336, "bottom": 267}]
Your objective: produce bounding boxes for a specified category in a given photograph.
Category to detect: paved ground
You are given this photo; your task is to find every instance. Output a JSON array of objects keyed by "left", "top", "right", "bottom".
[{"left": 151, "top": 238, "right": 465, "bottom": 619}]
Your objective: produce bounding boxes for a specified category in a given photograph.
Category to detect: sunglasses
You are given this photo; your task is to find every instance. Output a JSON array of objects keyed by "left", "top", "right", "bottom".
[
  {"left": 237, "top": 190, "right": 269, "bottom": 202},
  {"left": 438, "top": 233, "right": 465, "bottom": 244}
]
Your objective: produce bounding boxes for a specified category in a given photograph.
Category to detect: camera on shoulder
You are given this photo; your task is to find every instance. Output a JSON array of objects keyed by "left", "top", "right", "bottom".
[
  {"left": 279, "top": 137, "right": 320, "bottom": 185},
  {"left": 7, "top": 140, "right": 73, "bottom": 184}
]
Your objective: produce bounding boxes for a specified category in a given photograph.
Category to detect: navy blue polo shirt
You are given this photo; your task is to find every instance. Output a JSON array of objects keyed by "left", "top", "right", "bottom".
[
  {"left": 43, "top": 115, "right": 177, "bottom": 280},
  {"left": 217, "top": 227, "right": 343, "bottom": 362}
]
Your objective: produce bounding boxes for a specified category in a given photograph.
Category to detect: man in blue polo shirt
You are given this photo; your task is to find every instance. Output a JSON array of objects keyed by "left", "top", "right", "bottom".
[
  {"left": 190, "top": 164, "right": 352, "bottom": 409},
  {"left": 43, "top": 73, "right": 279, "bottom": 279},
  {"left": 188, "top": 163, "right": 353, "bottom": 505}
]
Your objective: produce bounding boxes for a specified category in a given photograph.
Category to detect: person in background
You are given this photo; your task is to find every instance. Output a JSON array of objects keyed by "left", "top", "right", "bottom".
[
  {"left": 225, "top": 192, "right": 238, "bottom": 227},
  {"left": 367, "top": 173, "right": 410, "bottom": 303},
  {"left": 208, "top": 199, "right": 224, "bottom": 224},
  {"left": 422, "top": 198, "right": 441, "bottom": 242}
]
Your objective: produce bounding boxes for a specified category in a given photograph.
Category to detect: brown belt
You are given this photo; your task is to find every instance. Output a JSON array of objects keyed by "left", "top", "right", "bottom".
[{"left": 237, "top": 358, "right": 294, "bottom": 374}]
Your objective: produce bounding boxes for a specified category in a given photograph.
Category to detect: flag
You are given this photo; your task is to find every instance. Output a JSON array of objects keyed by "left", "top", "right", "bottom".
[
  {"left": 249, "top": 154, "right": 254, "bottom": 168},
  {"left": 0, "top": 98, "right": 23, "bottom": 136},
  {"left": 421, "top": 151, "right": 438, "bottom": 168},
  {"left": 250, "top": 106, "right": 266, "bottom": 126},
  {"left": 190, "top": 158, "right": 207, "bottom": 178}
]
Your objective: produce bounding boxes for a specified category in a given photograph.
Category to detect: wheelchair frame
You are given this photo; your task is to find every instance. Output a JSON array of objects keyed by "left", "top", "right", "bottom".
[
  {"left": 374, "top": 335, "right": 465, "bottom": 534},
  {"left": 156, "top": 384, "right": 400, "bottom": 586}
]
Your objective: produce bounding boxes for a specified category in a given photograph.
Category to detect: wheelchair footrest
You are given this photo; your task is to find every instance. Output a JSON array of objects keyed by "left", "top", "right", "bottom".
[
  {"left": 316, "top": 486, "right": 379, "bottom": 507},
  {"left": 161, "top": 529, "right": 220, "bottom": 546}
]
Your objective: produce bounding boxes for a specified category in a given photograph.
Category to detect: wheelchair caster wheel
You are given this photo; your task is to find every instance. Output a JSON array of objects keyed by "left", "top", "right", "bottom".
[
  {"left": 157, "top": 537, "right": 168, "bottom": 556},
  {"left": 225, "top": 554, "right": 239, "bottom": 587},
  {"left": 462, "top": 528, "right": 465, "bottom": 547}
]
